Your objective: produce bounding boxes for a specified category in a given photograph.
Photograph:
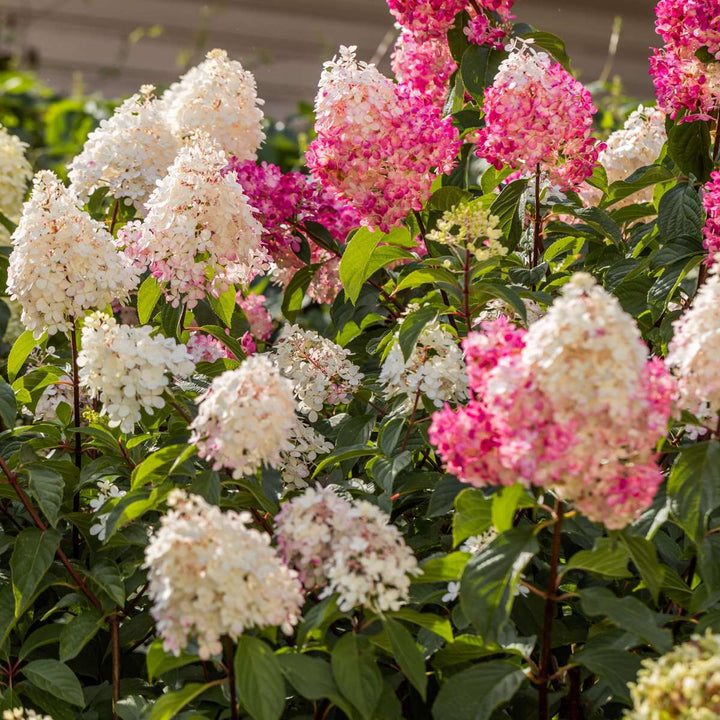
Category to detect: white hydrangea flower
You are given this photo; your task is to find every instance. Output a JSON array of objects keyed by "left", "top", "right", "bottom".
[
  {"left": 190, "top": 355, "right": 298, "bottom": 478},
  {"left": 34, "top": 374, "right": 73, "bottom": 422},
  {"left": 162, "top": 48, "right": 265, "bottom": 160},
  {"left": 145, "top": 490, "right": 303, "bottom": 660},
  {"left": 275, "top": 485, "right": 419, "bottom": 612},
  {"left": 68, "top": 85, "right": 179, "bottom": 209},
  {"left": 3, "top": 710, "right": 53, "bottom": 720},
  {"left": 89, "top": 479, "right": 126, "bottom": 542},
  {"left": 274, "top": 325, "right": 363, "bottom": 422},
  {"left": 278, "top": 418, "right": 333, "bottom": 490},
  {"left": 666, "top": 268, "right": 720, "bottom": 423},
  {"left": 77, "top": 312, "right": 195, "bottom": 434},
  {"left": 380, "top": 321, "right": 468, "bottom": 407},
  {"left": 124, "top": 134, "right": 262, "bottom": 308},
  {"left": 0, "top": 123, "right": 32, "bottom": 242},
  {"left": 6, "top": 171, "right": 140, "bottom": 337},
  {"left": 521, "top": 273, "right": 648, "bottom": 419}
]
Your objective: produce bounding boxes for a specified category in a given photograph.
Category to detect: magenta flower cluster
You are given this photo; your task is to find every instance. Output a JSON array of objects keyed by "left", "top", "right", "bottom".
[
  {"left": 386, "top": 0, "right": 467, "bottom": 41},
  {"left": 650, "top": 0, "right": 720, "bottom": 119},
  {"left": 703, "top": 171, "right": 720, "bottom": 264},
  {"left": 474, "top": 43, "right": 602, "bottom": 189}
]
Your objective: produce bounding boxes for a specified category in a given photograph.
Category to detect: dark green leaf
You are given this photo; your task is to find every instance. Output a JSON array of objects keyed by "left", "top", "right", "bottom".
[
  {"left": 277, "top": 653, "right": 339, "bottom": 701},
  {"left": 0, "top": 381, "right": 16, "bottom": 429},
  {"left": 331, "top": 634, "right": 382, "bottom": 720},
  {"left": 235, "top": 636, "right": 286, "bottom": 720},
  {"left": 453, "top": 489, "right": 492, "bottom": 546},
  {"left": 572, "top": 645, "right": 640, "bottom": 705},
  {"left": 383, "top": 617, "right": 427, "bottom": 700},
  {"left": 490, "top": 179, "right": 529, "bottom": 250},
  {"left": 667, "top": 119, "right": 712, "bottom": 182},
  {"left": 398, "top": 306, "right": 439, "bottom": 362},
  {"left": 22, "top": 659, "right": 84, "bottom": 707},
  {"left": 564, "top": 537, "right": 631, "bottom": 579},
  {"left": 619, "top": 533, "right": 664, "bottom": 603},
  {"left": 87, "top": 560, "right": 125, "bottom": 606},
  {"left": 59, "top": 608, "right": 103, "bottom": 662},
  {"left": 27, "top": 465, "right": 63, "bottom": 526},
  {"left": 11, "top": 528, "right": 60, "bottom": 615},
  {"left": 148, "top": 682, "right": 212, "bottom": 720},
  {"left": 281, "top": 263, "right": 321, "bottom": 321},
  {"left": 657, "top": 182, "right": 703, "bottom": 242}
]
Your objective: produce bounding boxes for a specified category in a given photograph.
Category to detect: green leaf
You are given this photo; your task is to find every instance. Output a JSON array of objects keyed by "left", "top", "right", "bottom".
[
  {"left": 699, "top": 534, "right": 720, "bottom": 594},
  {"left": 520, "top": 30, "right": 571, "bottom": 71},
  {"left": 460, "top": 45, "right": 504, "bottom": 99},
  {"left": 148, "top": 682, "right": 212, "bottom": 720},
  {"left": 460, "top": 526, "right": 538, "bottom": 642},
  {"left": 396, "top": 268, "right": 458, "bottom": 292},
  {"left": 388, "top": 609, "right": 454, "bottom": 643},
  {"left": 490, "top": 179, "right": 529, "bottom": 250},
  {"left": 453, "top": 489, "right": 492, "bottom": 547},
  {"left": 667, "top": 118, "right": 712, "bottom": 182},
  {"left": 603, "top": 165, "right": 673, "bottom": 207},
  {"left": 619, "top": 533, "right": 664, "bottom": 603},
  {"left": 378, "top": 417, "right": 405, "bottom": 456},
  {"left": 8, "top": 330, "right": 39, "bottom": 382},
  {"left": 146, "top": 639, "right": 198, "bottom": 681},
  {"left": 0, "top": 586, "right": 18, "bottom": 648},
  {"left": 22, "top": 659, "right": 84, "bottom": 707},
  {"left": 281, "top": 263, "right": 321, "bottom": 322},
  {"left": 339, "top": 228, "right": 382, "bottom": 304},
  {"left": 491, "top": 483, "right": 533, "bottom": 532},
  {"left": 580, "top": 587, "right": 672, "bottom": 652},
  {"left": 417, "top": 552, "right": 470, "bottom": 583},
  {"left": 657, "top": 181, "right": 703, "bottom": 243},
  {"left": 277, "top": 653, "right": 339, "bottom": 701},
  {"left": 19, "top": 624, "right": 63, "bottom": 661},
  {"left": 564, "top": 537, "right": 631, "bottom": 579},
  {"left": 235, "top": 636, "right": 285, "bottom": 720},
  {"left": 199, "top": 325, "right": 245, "bottom": 361},
  {"left": 398, "top": 306, "right": 439, "bottom": 362},
  {"left": 59, "top": 608, "right": 103, "bottom": 662},
  {"left": 131, "top": 444, "right": 196, "bottom": 490},
  {"left": 331, "top": 634, "right": 382, "bottom": 720},
  {"left": 27, "top": 465, "right": 64, "bottom": 526},
  {"left": 87, "top": 559, "right": 125, "bottom": 606},
  {"left": 208, "top": 285, "right": 236, "bottom": 327},
  {"left": 427, "top": 187, "right": 472, "bottom": 212},
  {"left": 136, "top": 276, "right": 162, "bottom": 324},
  {"left": 475, "top": 282, "right": 528, "bottom": 324},
  {"left": 0, "top": 211, "right": 17, "bottom": 235},
  {"left": 668, "top": 442, "right": 720, "bottom": 543},
  {"left": 572, "top": 645, "right": 640, "bottom": 705},
  {"left": 432, "top": 661, "right": 525, "bottom": 720},
  {"left": 0, "top": 381, "right": 16, "bottom": 429},
  {"left": 312, "top": 445, "right": 380, "bottom": 477},
  {"left": 11, "top": 528, "right": 60, "bottom": 616},
  {"left": 382, "top": 617, "right": 427, "bottom": 700}
]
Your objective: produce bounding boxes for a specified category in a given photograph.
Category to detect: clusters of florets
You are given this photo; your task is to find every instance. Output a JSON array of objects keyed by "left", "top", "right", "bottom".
[
  {"left": 278, "top": 419, "right": 333, "bottom": 490},
  {"left": 275, "top": 486, "right": 419, "bottom": 612},
  {"left": 464, "top": 14, "right": 508, "bottom": 48},
  {"left": 3, "top": 710, "right": 53, "bottom": 720},
  {"left": 34, "top": 374, "right": 74, "bottom": 422},
  {"left": 386, "top": 0, "right": 467, "bottom": 40},
  {"left": 119, "top": 135, "right": 262, "bottom": 308},
  {"left": 229, "top": 158, "right": 358, "bottom": 303},
  {"left": 162, "top": 49, "right": 264, "bottom": 159},
  {"left": 581, "top": 106, "right": 666, "bottom": 207},
  {"left": 380, "top": 321, "right": 468, "bottom": 407},
  {"left": 6, "top": 171, "right": 139, "bottom": 337},
  {"left": 307, "top": 46, "right": 460, "bottom": 231},
  {"left": 702, "top": 172, "right": 720, "bottom": 263},
  {"left": 237, "top": 292, "right": 273, "bottom": 341},
  {"left": 0, "top": 124, "right": 32, "bottom": 241},
  {"left": 89, "top": 479, "right": 126, "bottom": 542},
  {"left": 666, "top": 266, "right": 720, "bottom": 425},
  {"left": 475, "top": 41, "right": 602, "bottom": 190},
  {"left": 78, "top": 312, "right": 195, "bottom": 433},
  {"left": 145, "top": 490, "right": 303, "bottom": 659},
  {"left": 190, "top": 355, "right": 298, "bottom": 478},
  {"left": 68, "top": 85, "right": 180, "bottom": 208},
  {"left": 626, "top": 633, "right": 720, "bottom": 719},
  {"left": 274, "top": 325, "right": 363, "bottom": 421},
  {"left": 430, "top": 275, "right": 675, "bottom": 528},
  {"left": 391, "top": 30, "right": 457, "bottom": 109},
  {"left": 651, "top": 0, "right": 720, "bottom": 118},
  {"left": 426, "top": 200, "right": 506, "bottom": 261},
  {"left": 186, "top": 332, "right": 235, "bottom": 364}
]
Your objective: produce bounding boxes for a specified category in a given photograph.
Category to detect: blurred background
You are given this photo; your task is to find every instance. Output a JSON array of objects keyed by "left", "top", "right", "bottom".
[{"left": 0, "top": 0, "right": 657, "bottom": 118}]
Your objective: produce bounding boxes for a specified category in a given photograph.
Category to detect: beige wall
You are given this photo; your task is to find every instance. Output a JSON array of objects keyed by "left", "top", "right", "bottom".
[{"left": 0, "top": 0, "right": 658, "bottom": 117}]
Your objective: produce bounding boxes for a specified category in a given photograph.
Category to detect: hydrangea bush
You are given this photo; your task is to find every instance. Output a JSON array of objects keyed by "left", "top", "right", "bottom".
[{"left": 0, "top": 1, "right": 720, "bottom": 718}]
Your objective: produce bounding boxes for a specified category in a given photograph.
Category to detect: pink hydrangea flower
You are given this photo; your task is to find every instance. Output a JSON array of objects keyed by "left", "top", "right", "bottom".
[
  {"left": 474, "top": 41, "right": 602, "bottom": 190},
  {"left": 703, "top": 171, "right": 720, "bottom": 264},
  {"left": 391, "top": 30, "right": 457, "bottom": 109},
  {"left": 237, "top": 292, "right": 273, "bottom": 341},
  {"left": 464, "top": 14, "right": 508, "bottom": 48},
  {"left": 386, "top": 0, "right": 467, "bottom": 40},
  {"left": 307, "top": 46, "right": 460, "bottom": 232},
  {"left": 186, "top": 332, "right": 235, "bottom": 363}
]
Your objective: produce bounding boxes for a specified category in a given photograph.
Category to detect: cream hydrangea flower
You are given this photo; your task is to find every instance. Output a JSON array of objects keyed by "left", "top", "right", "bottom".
[
  {"left": 145, "top": 490, "right": 303, "bottom": 659},
  {"left": 3, "top": 710, "right": 53, "bottom": 720},
  {"left": 123, "top": 134, "right": 262, "bottom": 308},
  {"left": 6, "top": 171, "right": 140, "bottom": 337},
  {"left": 274, "top": 325, "right": 363, "bottom": 421},
  {"left": 77, "top": 312, "right": 195, "bottom": 433},
  {"left": 275, "top": 485, "right": 420, "bottom": 612},
  {"left": 380, "top": 320, "right": 468, "bottom": 407},
  {"left": 278, "top": 418, "right": 333, "bottom": 490},
  {"left": 0, "top": 123, "right": 32, "bottom": 241},
  {"left": 68, "top": 85, "right": 180, "bottom": 209},
  {"left": 190, "top": 355, "right": 298, "bottom": 478},
  {"left": 162, "top": 48, "right": 264, "bottom": 160}
]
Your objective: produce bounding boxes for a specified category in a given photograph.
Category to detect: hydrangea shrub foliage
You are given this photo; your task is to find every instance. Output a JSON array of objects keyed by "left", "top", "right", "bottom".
[{"left": 0, "top": 0, "right": 720, "bottom": 718}]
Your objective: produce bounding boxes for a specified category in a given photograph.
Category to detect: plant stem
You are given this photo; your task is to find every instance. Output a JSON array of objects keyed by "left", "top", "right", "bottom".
[
  {"left": 110, "top": 613, "right": 121, "bottom": 720},
  {"left": 568, "top": 666, "right": 582, "bottom": 720},
  {"left": 538, "top": 498, "right": 563, "bottom": 720},
  {"left": 69, "top": 318, "right": 83, "bottom": 556},
  {"left": 109, "top": 199, "right": 120, "bottom": 236},
  {"left": 224, "top": 637, "right": 238, "bottom": 720},
  {"left": 463, "top": 243, "right": 472, "bottom": 334},
  {"left": 0, "top": 456, "right": 103, "bottom": 610},
  {"left": 532, "top": 164, "right": 543, "bottom": 268}
]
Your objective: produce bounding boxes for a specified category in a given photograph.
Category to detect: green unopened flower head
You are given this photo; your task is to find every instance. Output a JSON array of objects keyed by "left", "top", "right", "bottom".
[{"left": 626, "top": 632, "right": 720, "bottom": 719}]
